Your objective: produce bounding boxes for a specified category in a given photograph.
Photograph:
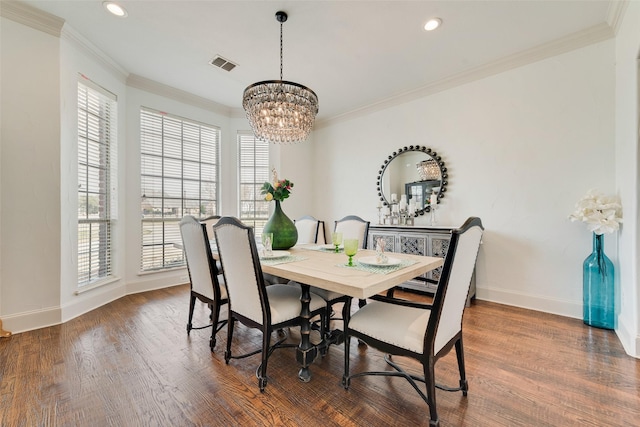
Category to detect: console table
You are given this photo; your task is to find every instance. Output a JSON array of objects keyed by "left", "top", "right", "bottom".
[{"left": 367, "top": 224, "right": 476, "bottom": 301}]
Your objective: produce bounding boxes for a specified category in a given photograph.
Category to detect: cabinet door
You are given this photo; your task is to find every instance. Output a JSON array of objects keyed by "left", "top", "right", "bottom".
[
  {"left": 368, "top": 231, "right": 396, "bottom": 252},
  {"left": 398, "top": 233, "right": 428, "bottom": 256},
  {"left": 428, "top": 234, "right": 450, "bottom": 283}
]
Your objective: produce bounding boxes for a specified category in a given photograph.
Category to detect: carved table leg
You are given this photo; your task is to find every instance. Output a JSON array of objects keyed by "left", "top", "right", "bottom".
[
  {"left": 296, "top": 284, "right": 317, "bottom": 382},
  {"left": 0, "top": 319, "right": 12, "bottom": 338}
]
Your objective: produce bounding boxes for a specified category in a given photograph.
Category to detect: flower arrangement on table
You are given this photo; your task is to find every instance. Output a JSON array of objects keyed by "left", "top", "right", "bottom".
[
  {"left": 261, "top": 168, "right": 294, "bottom": 202},
  {"left": 569, "top": 189, "right": 622, "bottom": 234}
]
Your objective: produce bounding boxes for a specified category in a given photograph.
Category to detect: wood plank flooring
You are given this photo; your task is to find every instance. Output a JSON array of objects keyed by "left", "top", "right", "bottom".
[{"left": 1, "top": 284, "right": 638, "bottom": 426}]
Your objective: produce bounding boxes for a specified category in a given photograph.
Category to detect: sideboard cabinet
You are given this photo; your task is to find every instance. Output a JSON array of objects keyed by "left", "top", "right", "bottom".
[{"left": 367, "top": 225, "right": 476, "bottom": 300}]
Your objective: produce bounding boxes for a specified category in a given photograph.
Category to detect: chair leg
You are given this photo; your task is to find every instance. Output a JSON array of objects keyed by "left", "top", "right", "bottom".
[
  {"left": 209, "top": 301, "right": 222, "bottom": 352},
  {"left": 258, "top": 329, "right": 270, "bottom": 392},
  {"left": 341, "top": 300, "right": 352, "bottom": 389},
  {"left": 424, "top": 358, "right": 439, "bottom": 427},
  {"left": 455, "top": 338, "right": 468, "bottom": 395},
  {"left": 224, "top": 314, "right": 235, "bottom": 364},
  {"left": 187, "top": 293, "right": 196, "bottom": 334}
]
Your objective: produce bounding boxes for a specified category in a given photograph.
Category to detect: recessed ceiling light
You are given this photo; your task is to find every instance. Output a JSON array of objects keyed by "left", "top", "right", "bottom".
[
  {"left": 103, "top": 2, "right": 128, "bottom": 18},
  {"left": 424, "top": 18, "right": 442, "bottom": 31}
]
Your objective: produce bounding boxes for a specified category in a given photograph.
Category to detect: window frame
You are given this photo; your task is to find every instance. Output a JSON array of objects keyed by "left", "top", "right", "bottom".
[
  {"left": 140, "top": 108, "right": 220, "bottom": 272},
  {"left": 238, "top": 132, "right": 270, "bottom": 238},
  {"left": 77, "top": 77, "right": 117, "bottom": 288}
]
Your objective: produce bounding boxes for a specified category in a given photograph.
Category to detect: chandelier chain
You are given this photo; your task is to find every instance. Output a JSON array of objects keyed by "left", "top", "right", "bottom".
[{"left": 280, "top": 20, "right": 283, "bottom": 80}]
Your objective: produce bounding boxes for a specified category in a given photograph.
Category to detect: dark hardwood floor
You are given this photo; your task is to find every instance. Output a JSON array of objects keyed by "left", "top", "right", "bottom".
[{"left": 1, "top": 284, "right": 638, "bottom": 426}]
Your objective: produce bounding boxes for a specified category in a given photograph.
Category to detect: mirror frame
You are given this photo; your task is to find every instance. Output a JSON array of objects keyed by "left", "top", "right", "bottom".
[{"left": 376, "top": 145, "right": 448, "bottom": 216}]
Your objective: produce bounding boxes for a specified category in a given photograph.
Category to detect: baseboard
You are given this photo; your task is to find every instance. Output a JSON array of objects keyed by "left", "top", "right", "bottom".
[
  {"left": 476, "top": 286, "right": 582, "bottom": 319},
  {"left": 615, "top": 316, "right": 640, "bottom": 358},
  {"left": 0, "top": 306, "right": 62, "bottom": 335},
  {"left": 1, "top": 272, "right": 188, "bottom": 335},
  {"left": 61, "top": 282, "right": 127, "bottom": 324}
]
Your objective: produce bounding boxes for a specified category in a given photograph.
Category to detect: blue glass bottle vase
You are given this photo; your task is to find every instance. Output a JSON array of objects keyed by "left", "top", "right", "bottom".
[{"left": 582, "top": 233, "right": 615, "bottom": 329}]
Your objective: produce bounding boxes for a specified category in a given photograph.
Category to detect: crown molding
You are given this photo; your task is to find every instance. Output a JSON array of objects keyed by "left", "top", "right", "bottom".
[
  {"left": 0, "top": 0, "right": 64, "bottom": 37},
  {"left": 61, "top": 25, "right": 128, "bottom": 83},
  {"left": 607, "top": 0, "right": 629, "bottom": 35},
  {"left": 127, "top": 74, "right": 233, "bottom": 116},
  {"left": 316, "top": 22, "right": 617, "bottom": 129}
]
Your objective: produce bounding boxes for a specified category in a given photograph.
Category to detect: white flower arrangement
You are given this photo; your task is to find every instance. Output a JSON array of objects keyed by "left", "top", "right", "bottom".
[{"left": 569, "top": 189, "right": 622, "bottom": 235}]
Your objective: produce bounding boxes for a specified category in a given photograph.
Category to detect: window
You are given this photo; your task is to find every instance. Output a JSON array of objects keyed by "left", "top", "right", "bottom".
[
  {"left": 238, "top": 132, "right": 270, "bottom": 237},
  {"left": 140, "top": 108, "right": 220, "bottom": 271},
  {"left": 77, "top": 78, "right": 117, "bottom": 287}
]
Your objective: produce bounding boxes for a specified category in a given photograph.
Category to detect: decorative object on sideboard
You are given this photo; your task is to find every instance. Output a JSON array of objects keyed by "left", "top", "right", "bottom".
[
  {"left": 261, "top": 169, "right": 298, "bottom": 249},
  {"left": 242, "top": 11, "right": 319, "bottom": 144},
  {"left": 376, "top": 145, "right": 448, "bottom": 218},
  {"left": 569, "top": 189, "right": 622, "bottom": 329}
]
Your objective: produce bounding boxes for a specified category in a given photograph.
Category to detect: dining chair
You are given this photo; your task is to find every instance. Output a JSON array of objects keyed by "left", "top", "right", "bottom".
[
  {"left": 213, "top": 216, "right": 327, "bottom": 392},
  {"left": 310, "top": 215, "right": 371, "bottom": 339},
  {"left": 200, "top": 215, "right": 223, "bottom": 272},
  {"left": 334, "top": 215, "right": 370, "bottom": 249},
  {"left": 294, "top": 215, "right": 326, "bottom": 244},
  {"left": 179, "top": 215, "right": 229, "bottom": 351},
  {"left": 341, "top": 217, "right": 484, "bottom": 427}
]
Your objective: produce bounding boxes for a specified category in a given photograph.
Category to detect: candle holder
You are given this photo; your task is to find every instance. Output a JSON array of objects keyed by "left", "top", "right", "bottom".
[
  {"left": 429, "top": 204, "right": 437, "bottom": 226},
  {"left": 377, "top": 206, "right": 384, "bottom": 225}
]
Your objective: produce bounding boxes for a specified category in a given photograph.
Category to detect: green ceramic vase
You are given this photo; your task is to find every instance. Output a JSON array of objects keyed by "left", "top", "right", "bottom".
[{"left": 263, "top": 200, "right": 298, "bottom": 250}]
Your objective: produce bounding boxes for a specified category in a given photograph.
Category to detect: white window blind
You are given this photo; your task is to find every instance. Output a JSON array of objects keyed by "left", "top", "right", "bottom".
[
  {"left": 77, "top": 78, "right": 117, "bottom": 287},
  {"left": 238, "top": 132, "right": 270, "bottom": 237},
  {"left": 140, "top": 108, "right": 220, "bottom": 271}
]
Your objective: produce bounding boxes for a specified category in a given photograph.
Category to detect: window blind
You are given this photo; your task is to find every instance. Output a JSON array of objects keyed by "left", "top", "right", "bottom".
[
  {"left": 238, "top": 132, "right": 270, "bottom": 237},
  {"left": 77, "top": 78, "right": 117, "bottom": 287},
  {"left": 140, "top": 108, "right": 220, "bottom": 271}
]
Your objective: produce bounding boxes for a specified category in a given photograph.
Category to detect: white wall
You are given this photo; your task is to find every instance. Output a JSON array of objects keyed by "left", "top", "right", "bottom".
[
  {"left": 614, "top": 0, "right": 640, "bottom": 357},
  {"left": 1, "top": 17, "right": 62, "bottom": 330},
  {"left": 312, "top": 40, "right": 617, "bottom": 320},
  {"left": 58, "top": 27, "right": 129, "bottom": 323}
]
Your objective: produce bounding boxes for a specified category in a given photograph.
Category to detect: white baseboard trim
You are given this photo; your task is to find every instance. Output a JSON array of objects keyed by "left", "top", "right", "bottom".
[
  {"left": 1, "top": 274, "right": 188, "bottom": 335},
  {"left": 61, "top": 282, "right": 127, "bottom": 324},
  {"left": 615, "top": 316, "right": 640, "bottom": 358},
  {"left": 476, "top": 286, "right": 582, "bottom": 319},
  {"left": 0, "top": 306, "right": 62, "bottom": 335}
]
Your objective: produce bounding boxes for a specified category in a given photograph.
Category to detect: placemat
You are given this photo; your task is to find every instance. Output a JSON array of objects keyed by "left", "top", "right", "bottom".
[
  {"left": 305, "top": 245, "right": 343, "bottom": 253},
  {"left": 260, "top": 255, "right": 307, "bottom": 266},
  {"left": 336, "top": 258, "right": 418, "bottom": 274}
]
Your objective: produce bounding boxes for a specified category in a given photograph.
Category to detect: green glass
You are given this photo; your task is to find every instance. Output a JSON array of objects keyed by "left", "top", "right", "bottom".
[
  {"left": 344, "top": 238, "right": 359, "bottom": 266},
  {"left": 332, "top": 232, "right": 343, "bottom": 253}
]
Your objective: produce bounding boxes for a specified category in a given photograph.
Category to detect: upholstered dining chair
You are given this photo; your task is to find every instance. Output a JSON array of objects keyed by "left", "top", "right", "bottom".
[
  {"left": 334, "top": 215, "right": 370, "bottom": 249},
  {"left": 179, "top": 215, "right": 228, "bottom": 351},
  {"left": 294, "top": 215, "right": 326, "bottom": 244},
  {"left": 341, "top": 217, "right": 484, "bottom": 427},
  {"left": 213, "top": 216, "right": 327, "bottom": 392},
  {"left": 310, "top": 215, "right": 371, "bottom": 337},
  {"left": 200, "top": 215, "right": 223, "bottom": 272}
]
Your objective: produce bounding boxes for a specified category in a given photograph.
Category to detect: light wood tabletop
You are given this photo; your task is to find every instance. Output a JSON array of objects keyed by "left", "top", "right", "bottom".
[{"left": 260, "top": 245, "right": 444, "bottom": 299}]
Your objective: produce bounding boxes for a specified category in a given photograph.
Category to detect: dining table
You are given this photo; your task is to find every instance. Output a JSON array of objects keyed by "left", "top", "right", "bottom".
[{"left": 259, "top": 244, "right": 444, "bottom": 382}]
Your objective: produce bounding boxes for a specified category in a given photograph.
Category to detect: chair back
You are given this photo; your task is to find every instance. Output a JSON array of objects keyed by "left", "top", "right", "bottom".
[
  {"left": 179, "top": 215, "right": 219, "bottom": 301},
  {"left": 428, "top": 217, "right": 484, "bottom": 354},
  {"left": 213, "top": 217, "right": 268, "bottom": 325},
  {"left": 200, "top": 215, "right": 222, "bottom": 237},
  {"left": 335, "top": 215, "right": 370, "bottom": 249},
  {"left": 295, "top": 215, "right": 326, "bottom": 244}
]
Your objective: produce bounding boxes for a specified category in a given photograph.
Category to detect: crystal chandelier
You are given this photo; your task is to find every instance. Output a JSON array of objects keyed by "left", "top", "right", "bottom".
[
  {"left": 242, "top": 11, "right": 319, "bottom": 144},
  {"left": 417, "top": 159, "right": 441, "bottom": 181}
]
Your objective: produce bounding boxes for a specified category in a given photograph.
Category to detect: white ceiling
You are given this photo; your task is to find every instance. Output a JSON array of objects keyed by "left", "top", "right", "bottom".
[{"left": 20, "top": 1, "right": 618, "bottom": 123}]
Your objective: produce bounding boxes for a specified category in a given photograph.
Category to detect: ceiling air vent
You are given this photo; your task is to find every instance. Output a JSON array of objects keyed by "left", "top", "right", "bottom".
[{"left": 210, "top": 55, "right": 237, "bottom": 72}]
